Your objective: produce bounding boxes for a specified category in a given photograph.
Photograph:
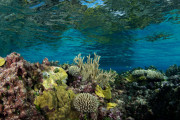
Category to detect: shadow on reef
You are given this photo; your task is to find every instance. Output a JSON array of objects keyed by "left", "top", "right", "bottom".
[
  {"left": 0, "top": 53, "right": 180, "bottom": 120},
  {"left": 114, "top": 66, "right": 180, "bottom": 120}
]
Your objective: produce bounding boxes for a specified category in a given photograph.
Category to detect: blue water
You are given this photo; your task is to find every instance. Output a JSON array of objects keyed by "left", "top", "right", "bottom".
[{"left": 0, "top": 1, "right": 180, "bottom": 73}]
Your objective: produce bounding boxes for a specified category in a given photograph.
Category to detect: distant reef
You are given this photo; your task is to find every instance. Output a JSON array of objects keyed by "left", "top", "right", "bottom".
[{"left": 0, "top": 52, "right": 180, "bottom": 120}]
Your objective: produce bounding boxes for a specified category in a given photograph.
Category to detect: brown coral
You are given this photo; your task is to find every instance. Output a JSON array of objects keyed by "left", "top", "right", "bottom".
[{"left": 73, "top": 93, "right": 99, "bottom": 113}]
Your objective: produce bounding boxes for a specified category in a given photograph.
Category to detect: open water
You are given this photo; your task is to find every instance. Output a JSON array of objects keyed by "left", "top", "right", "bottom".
[{"left": 0, "top": 0, "right": 180, "bottom": 72}]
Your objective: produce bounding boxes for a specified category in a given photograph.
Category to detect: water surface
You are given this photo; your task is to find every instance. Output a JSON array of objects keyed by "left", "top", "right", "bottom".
[{"left": 0, "top": 0, "right": 180, "bottom": 72}]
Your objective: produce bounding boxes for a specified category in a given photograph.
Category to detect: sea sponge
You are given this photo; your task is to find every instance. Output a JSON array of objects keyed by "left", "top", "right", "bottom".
[
  {"left": 68, "top": 65, "right": 80, "bottom": 77},
  {"left": 73, "top": 93, "right": 99, "bottom": 113}
]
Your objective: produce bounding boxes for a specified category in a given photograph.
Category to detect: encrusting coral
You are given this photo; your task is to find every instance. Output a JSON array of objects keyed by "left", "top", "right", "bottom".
[
  {"left": 42, "top": 66, "right": 68, "bottom": 89},
  {"left": 34, "top": 85, "right": 79, "bottom": 120},
  {"left": 0, "top": 52, "right": 45, "bottom": 120},
  {"left": 73, "top": 93, "right": 99, "bottom": 113}
]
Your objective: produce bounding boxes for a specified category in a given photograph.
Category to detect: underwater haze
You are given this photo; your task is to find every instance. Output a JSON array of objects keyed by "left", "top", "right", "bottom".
[{"left": 0, "top": 0, "right": 180, "bottom": 72}]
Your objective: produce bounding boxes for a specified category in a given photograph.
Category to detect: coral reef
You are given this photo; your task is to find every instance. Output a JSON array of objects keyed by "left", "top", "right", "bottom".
[
  {"left": 1, "top": 52, "right": 180, "bottom": 120},
  {"left": 0, "top": 57, "right": 5, "bottom": 66},
  {"left": 42, "top": 58, "right": 50, "bottom": 66},
  {"left": 132, "top": 69, "right": 164, "bottom": 80},
  {"left": 95, "top": 85, "right": 112, "bottom": 99},
  {"left": 112, "top": 67, "right": 180, "bottom": 120},
  {"left": 42, "top": 66, "right": 68, "bottom": 89},
  {"left": 73, "top": 53, "right": 118, "bottom": 87},
  {"left": 166, "top": 64, "right": 180, "bottom": 77},
  {"left": 0, "top": 52, "right": 45, "bottom": 120},
  {"left": 34, "top": 85, "right": 79, "bottom": 120},
  {"left": 73, "top": 93, "right": 99, "bottom": 113},
  {"left": 68, "top": 65, "right": 81, "bottom": 77}
]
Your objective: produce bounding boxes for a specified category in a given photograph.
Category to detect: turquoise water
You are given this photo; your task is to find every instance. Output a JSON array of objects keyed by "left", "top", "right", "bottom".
[{"left": 0, "top": 0, "right": 180, "bottom": 72}]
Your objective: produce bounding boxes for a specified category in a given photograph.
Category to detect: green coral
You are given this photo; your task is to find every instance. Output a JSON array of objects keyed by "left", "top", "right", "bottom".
[
  {"left": 34, "top": 85, "right": 79, "bottom": 120},
  {"left": 42, "top": 66, "right": 68, "bottom": 89}
]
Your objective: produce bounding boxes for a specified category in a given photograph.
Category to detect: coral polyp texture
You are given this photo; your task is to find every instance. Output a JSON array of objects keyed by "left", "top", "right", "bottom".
[{"left": 73, "top": 93, "right": 99, "bottom": 113}]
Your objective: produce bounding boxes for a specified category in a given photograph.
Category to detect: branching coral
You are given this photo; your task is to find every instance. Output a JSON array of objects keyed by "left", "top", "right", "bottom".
[
  {"left": 73, "top": 53, "right": 118, "bottom": 87},
  {"left": 74, "top": 53, "right": 100, "bottom": 82}
]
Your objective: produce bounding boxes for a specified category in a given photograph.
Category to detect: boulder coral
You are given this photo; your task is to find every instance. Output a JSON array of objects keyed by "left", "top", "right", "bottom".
[
  {"left": 68, "top": 65, "right": 81, "bottom": 77},
  {"left": 73, "top": 93, "right": 99, "bottom": 113}
]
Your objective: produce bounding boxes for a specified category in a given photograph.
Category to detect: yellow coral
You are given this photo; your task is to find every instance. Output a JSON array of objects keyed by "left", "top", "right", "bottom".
[
  {"left": 42, "top": 66, "right": 68, "bottom": 89},
  {"left": 34, "top": 90, "right": 57, "bottom": 110},
  {"left": 107, "top": 103, "right": 117, "bottom": 110},
  {"left": 34, "top": 85, "right": 79, "bottom": 120},
  {"left": 95, "top": 85, "right": 112, "bottom": 99},
  {"left": 0, "top": 58, "right": 5, "bottom": 67}
]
